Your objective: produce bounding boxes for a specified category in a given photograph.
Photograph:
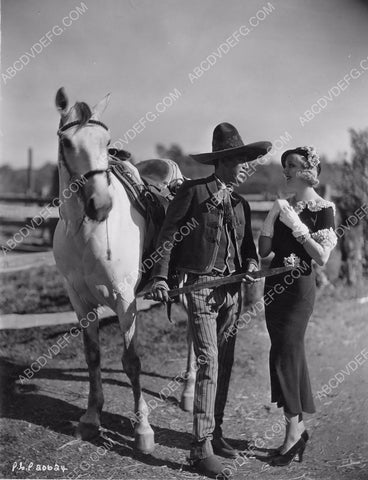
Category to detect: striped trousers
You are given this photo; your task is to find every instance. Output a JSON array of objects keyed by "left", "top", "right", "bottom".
[{"left": 185, "top": 273, "right": 242, "bottom": 460}]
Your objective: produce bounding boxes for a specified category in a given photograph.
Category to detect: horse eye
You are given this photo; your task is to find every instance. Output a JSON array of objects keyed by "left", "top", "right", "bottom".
[{"left": 62, "top": 137, "right": 72, "bottom": 149}]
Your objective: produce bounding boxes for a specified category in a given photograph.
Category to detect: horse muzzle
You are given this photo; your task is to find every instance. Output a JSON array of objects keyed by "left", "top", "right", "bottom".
[{"left": 85, "top": 194, "right": 113, "bottom": 222}]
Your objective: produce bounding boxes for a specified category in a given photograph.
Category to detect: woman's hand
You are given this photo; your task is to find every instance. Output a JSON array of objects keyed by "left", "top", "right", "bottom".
[
  {"left": 279, "top": 205, "right": 309, "bottom": 237},
  {"left": 260, "top": 199, "right": 289, "bottom": 238},
  {"left": 270, "top": 199, "right": 289, "bottom": 217},
  {"left": 279, "top": 204, "right": 301, "bottom": 229}
]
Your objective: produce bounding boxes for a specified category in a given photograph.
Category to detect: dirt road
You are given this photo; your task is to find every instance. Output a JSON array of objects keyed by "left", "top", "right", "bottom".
[{"left": 1, "top": 285, "right": 367, "bottom": 480}]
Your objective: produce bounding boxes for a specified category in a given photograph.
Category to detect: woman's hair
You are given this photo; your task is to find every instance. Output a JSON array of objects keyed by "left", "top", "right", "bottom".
[
  {"left": 296, "top": 169, "right": 319, "bottom": 187},
  {"left": 281, "top": 146, "right": 321, "bottom": 187}
]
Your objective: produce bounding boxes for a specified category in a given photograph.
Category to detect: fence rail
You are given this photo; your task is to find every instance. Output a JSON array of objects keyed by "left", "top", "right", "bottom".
[
  {"left": 0, "top": 198, "right": 273, "bottom": 273},
  {"left": 0, "top": 199, "right": 272, "bottom": 221},
  {"left": 0, "top": 251, "right": 55, "bottom": 273},
  {"left": 0, "top": 203, "right": 58, "bottom": 220}
]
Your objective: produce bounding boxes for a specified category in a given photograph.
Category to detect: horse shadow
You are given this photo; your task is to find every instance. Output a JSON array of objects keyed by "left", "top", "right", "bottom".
[
  {"left": 0, "top": 357, "right": 192, "bottom": 473},
  {"left": 8, "top": 359, "right": 182, "bottom": 405},
  {"left": 43, "top": 315, "right": 176, "bottom": 383}
]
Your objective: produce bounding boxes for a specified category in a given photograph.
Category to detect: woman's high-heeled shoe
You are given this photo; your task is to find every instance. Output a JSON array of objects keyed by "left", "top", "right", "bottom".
[
  {"left": 272, "top": 430, "right": 309, "bottom": 456},
  {"left": 270, "top": 438, "right": 306, "bottom": 466}
]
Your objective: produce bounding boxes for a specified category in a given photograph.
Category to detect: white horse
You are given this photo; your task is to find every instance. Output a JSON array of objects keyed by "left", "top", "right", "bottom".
[
  {"left": 53, "top": 88, "right": 157, "bottom": 452},
  {"left": 53, "top": 88, "right": 196, "bottom": 455}
]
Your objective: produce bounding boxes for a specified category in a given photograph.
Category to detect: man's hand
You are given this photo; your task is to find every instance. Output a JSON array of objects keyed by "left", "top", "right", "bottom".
[
  {"left": 242, "top": 261, "right": 260, "bottom": 283},
  {"left": 151, "top": 278, "right": 170, "bottom": 302}
]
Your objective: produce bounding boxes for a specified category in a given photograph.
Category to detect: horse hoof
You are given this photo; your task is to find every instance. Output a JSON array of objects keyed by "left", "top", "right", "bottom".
[
  {"left": 76, "top": 422, "right": 100, "bottom": 441},
  {"left": 180, "top": 394, "right": 194, "bottom": 412},
  {"left": 135, "top": 429, "right": 155, "bottom": 454}
]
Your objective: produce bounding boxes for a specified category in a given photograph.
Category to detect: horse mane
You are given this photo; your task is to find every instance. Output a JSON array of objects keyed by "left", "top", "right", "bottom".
[{"left": 73, "top": 101, "right": 93, "bottom": 126}]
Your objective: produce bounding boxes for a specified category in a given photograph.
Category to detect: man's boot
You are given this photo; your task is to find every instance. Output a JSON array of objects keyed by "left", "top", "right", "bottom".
[
  {"left": 190, "top": 454, "right": 230, "bottom": 478},
  {"left": 212, "top": 426, "right": 238, "bottom": 458}
]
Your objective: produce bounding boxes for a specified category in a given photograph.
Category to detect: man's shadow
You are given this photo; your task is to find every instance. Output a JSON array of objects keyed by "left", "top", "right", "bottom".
[{"left": 0, "top": 357, "right": 192, "bottom": 473}]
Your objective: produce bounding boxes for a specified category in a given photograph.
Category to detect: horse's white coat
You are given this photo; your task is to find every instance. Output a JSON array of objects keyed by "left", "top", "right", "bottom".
[
  {"left": 53, "top": 89, "right": 154, "bottom": 451},
  {"left": 54, "top": 170, "right": 145, "bottom": 319}
]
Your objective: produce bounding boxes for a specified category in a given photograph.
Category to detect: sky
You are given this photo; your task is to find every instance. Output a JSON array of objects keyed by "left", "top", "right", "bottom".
[{"left": 1, "top": 0, "right": 368, "bottom": 169}]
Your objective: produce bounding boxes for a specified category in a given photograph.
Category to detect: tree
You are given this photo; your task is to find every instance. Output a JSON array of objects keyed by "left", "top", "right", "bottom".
[{"left": 337, "top": 128, "right": 368, "bottom": 285}]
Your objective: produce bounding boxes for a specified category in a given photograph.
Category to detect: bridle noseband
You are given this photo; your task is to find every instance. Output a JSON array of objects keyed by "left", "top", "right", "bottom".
[{"left": 57, "top": 119, "right": 111, "bottom": 186}]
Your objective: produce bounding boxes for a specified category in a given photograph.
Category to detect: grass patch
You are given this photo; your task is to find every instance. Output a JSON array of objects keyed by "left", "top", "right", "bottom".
[
  {"left": 1, "top": 261, "right": 363, "bottom": 316},
  {"left": 0, "top": 266, "right": 72, "bottom": 314}
]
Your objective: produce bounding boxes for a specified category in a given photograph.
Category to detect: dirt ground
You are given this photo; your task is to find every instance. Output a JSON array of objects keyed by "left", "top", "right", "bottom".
[{"left": 0, "top": 284, "right": 367, "bottom": 480}]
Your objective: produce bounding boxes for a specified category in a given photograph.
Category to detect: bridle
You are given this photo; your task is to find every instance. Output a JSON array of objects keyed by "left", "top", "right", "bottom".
[
  {"left": 57, "top": 119, "right": 113, "bottom": 257},
  {"left": 57, "top": 119, "right": 111, "bottom": 187}
]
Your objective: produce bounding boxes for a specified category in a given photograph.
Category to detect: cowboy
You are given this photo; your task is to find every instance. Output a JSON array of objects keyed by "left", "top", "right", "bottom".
[{"left": 150, "top": 123, "right": 271, "bottom": 478}]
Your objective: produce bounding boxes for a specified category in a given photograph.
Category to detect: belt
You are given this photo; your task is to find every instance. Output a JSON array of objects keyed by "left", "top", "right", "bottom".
[
  {"left": 209, "top": 269, "right": 234, "bottom": 277},
  {"left": 209, "top": 270, "right": 224, "bottom": 277},
  {"left": 186, "top": 269, "right": 234, "bottom": 279}
]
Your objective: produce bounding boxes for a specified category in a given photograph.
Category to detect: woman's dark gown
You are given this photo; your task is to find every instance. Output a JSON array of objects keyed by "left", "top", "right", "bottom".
[{"left": 264, "top": 199, "right": 337, "bottom": 415}]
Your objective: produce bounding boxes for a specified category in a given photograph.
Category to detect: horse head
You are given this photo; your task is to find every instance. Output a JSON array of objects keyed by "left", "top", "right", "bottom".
[{"left": 55, "top": 87, "right": 113, "bottom": 222}]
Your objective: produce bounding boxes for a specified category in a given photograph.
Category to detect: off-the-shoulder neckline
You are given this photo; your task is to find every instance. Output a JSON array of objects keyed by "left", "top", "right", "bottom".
[{"left": 290, "top": 197, "right": 336, "bottom": 214}]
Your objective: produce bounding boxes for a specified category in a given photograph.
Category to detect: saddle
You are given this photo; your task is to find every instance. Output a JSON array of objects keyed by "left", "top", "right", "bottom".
[
  {"left": 108, "top": 153, "right": 184, "bottom": 291},
  {"left": 135, "top": 158, "right": 184, "bottom": 202}
]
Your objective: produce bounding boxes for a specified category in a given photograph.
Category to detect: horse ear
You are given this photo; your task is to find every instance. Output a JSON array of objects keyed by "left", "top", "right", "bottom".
[
  {"left": 55, "top": 87, "right": 69, "bottom": 118},
  {"left": 92, "top": 93, "right": 111, "bottom": 119}
]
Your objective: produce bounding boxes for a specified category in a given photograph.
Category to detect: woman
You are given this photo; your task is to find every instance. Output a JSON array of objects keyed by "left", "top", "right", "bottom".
[{"left": 259, "top": 146, "right": 337, "bottom": 466}]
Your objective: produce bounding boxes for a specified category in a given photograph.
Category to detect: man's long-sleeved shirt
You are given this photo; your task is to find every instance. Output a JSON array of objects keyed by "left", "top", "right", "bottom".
[{"left": 151, "top": 174, "right": 258, "bottom": 279}]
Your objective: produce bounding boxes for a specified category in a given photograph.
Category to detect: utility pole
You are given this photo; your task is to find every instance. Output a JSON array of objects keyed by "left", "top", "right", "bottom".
[{"left": 26, "top": 147, "right": 33, "bottom": 195}]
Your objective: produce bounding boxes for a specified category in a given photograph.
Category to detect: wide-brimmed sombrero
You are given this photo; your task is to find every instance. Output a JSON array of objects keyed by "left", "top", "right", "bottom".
[{"left": 189, "top": 123, "right": 272, "bottom": 165}]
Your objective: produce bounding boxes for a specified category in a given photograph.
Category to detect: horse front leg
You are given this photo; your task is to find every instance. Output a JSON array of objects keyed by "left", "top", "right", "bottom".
[
  {"left": 119, "top": 299, "right": 155, "bottom": 454},
  {"left": 66, "top": 285, "right": 103, "bottom": 440},
  {"left": 180, "top": 319, "right": 196, "bottom": 412},
  {"left": 78, "top": 317, "right": 104, "bottom": 440}
]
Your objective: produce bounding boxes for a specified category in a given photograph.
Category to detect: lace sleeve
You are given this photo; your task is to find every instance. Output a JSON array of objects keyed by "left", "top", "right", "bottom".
[
  {"left": 310, "top": 206, "right": 337, "bottom": 250},
  {"left": 311, "top": 227, "right": 337, "bottom": 249}
]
